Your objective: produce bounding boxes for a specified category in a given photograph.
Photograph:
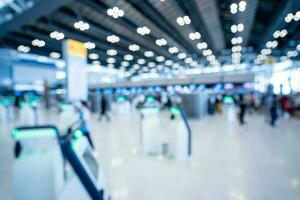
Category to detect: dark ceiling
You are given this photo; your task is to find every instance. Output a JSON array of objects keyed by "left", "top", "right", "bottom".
[{"left": 0, "top": 0, "right": 299, "bottom": 70}]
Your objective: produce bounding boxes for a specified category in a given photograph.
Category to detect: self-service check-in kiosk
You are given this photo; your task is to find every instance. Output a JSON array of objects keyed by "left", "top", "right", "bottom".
[
  {"left": 140, "top": 107, "right": 161, "bottom": 155},
  {"left": 12, "top": 126, "right": 109, "bottom": 200},
  {"left": 0, "top": 97, "right": 14, "bottom": 121},
  {"left": 0, "top": 101, "right": 7, "bottom": 121},
  {"left": 168, "top": 107, "right": 192, "bottom": 163},
  {"left": 12, "top": 126, "right": 64, "bottom": 200},
  {"left": 19, "top": 101, "right": 38, "bottom": 126},
  {"left": 115, "top": 96, "right": 130, "bottom": 115}
]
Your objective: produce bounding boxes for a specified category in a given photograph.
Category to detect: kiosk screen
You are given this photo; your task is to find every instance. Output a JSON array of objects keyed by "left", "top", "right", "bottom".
[{"left": 83, "top": 149, "right": 99, "bottom": 180}]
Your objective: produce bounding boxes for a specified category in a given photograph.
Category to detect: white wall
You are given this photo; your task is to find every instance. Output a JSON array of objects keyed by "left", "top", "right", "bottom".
[{"left": 13, "top": 64, "right": 57, "bottom": 84}]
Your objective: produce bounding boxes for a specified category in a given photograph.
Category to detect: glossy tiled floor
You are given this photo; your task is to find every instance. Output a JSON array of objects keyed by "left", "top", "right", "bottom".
[{"left": 1, "top": 105, "right": 300, "bottom": 200}]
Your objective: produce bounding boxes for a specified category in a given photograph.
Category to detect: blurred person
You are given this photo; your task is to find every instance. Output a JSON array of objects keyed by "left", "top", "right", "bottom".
[
  {"left": 70, "top": 101, "right": 94, "bottom": 149},
  {"left": 207, "top": 96, "right": 216, "bottom": 115},
  {"left": 248, "top": 93, "right": 255, "bottom": 115},
  {"left": 270, "top": 95, "right": 279, "bottom": 126},
  {"left": 280, "top": 96, "right": 290, "bottom": 117},
  {"left": 215, "top": 96, "right": 223, "bottom": 113},
  {"left": 254, "top": 93, "right": 261, "bottom": 112},
  {"left": 98, "top": 94, "right": 110, "bottom": 122},
  {"left": 238, "top": 95, "right": 247, "bottom": 125}
]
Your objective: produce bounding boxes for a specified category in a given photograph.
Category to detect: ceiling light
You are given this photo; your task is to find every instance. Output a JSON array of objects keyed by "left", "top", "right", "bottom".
[
  {"left": 133, "top": 64, "right": 140, "bottom": 69},
  {"left": 273, "top": 30, "right": 280, "bottom": 38},
  {"left": 285, "top": 13, "right": 294, "bottom": 23},
  {"left": 202, "top": 49, "right": 212, "bottom": 56},
  {"left": 129, "top": 44, "right": 140, "bottom": 51},
  {"left": 92, "top": 60, "right": 100, "bottom": 65},
  {"left": 273, "top": 29, "right": 287, "bottom": 39},
  {"left": 230, "top": 3, "right": 238, "bottom": 13},
  {"left": 137, "top": 26, "right": 151, "bottom": 35},
  {"left": 157, "top": 65, "right": 164, "bottom": 70},
  {"left": 55, "top": 60, "right": 66, "bottom": 68},
  {"left": 280, "top": 29, "right": 288, "bottom": 37},
  {"left": 239, "top": 1, "right": 247, "bottom": 12},
  {"left": 197, "top": 42, "right": 208, "bottom": 50},
  {"left": 231, "top": 25, "right": 237, "bottom": 33},
  {"left": 32, "top": 39, "right": 45, "bottom": 47},
  {"left": 237, "top": 23, "right": 244, "bottom": 32},
  {"left": 107, "top": 57, "right": 116, "bottom": 64},
  {"left": 189, "top": 32, "right": 201, "bottom": 40},
  {"left": 89, "top": 53, "right": 99, "bottom": 60},
  {"left": 184, "top": 57, "right": 193, "bottom": 64},
  {"left": 107, "top": 7, "right": 124, "bottom": 19},
  {"left": 176, "top": 17, "right": 185, "bottom": 26},
  {"left": 266, "top": 40, "right": 278, "bottom": 49},
  {"left": 107, "top": 35, "right": 120, "bottom": 43},
  {"left": 177, "top": 52, "right": 187, "bottom": 59},
  {"left": 50, "top": 31, "right": 64, "bottom": 40},
  {"left": 287, "top": 50, "right": 298, "bottom": 58},
  {"left": 231, "top": 24, "right": 244, "bottom": 33},
  {"left": 137, "top": 59, "right": 146, "bottom": 64},
  {"left": 261, "top": 48, "right": 272, "bottom": 55},
  {"left": 107, "top": 64, "right": 115, "bottom": 68},
  {"left": 56, "top": 71, "right": 66, "bottom": 80},
  {"left": 176, "top": 16, "right": 191, "bottom": 26},
  {"left": 17, "top": 45, "right": 30, "bottom": 53},
  {"left": 107, "top": 49, "right": 117, "bottom": 56},
  {"left": 231, "top": 45, "right": 242, "bottom": 53},
  {"left": 232, "top": 52, "right": 241, "bottom": 58},
  {"left": 121, "top": 61, "right": 129, "bottom": 67},
  {"left": 84, "top": 42, "right": 96, "bottom": 49},
  {"left": 293, "top": 12, "right": 300, "bottom": 21},
  {"left": 74, "top": 20, "right": 89, "bottom": 31},
  {"left": 231, "top": 36, "right": 243, "bottom": 45},
  {"left": 155, "top": 38, "right": 167, "bottom": 46},
  {"left": 168, "top": 47, "right": 178, "bottom": 54},
  {"left": 142, "top": 67, "right": 149, "bottom": 72},
  {"left": 148, "top": 62, "right": 155, "bottom": 68},
  {"left": 165, "top": 60, "right": 173, "bottom": 66},
  {"left": 207, "top": 55, "right": 216, "bottom": 62},
  {"left": 156, "top": 56, "right": 165, "bottom": 62},
  {"left": 144, "top": 51, "right": 154, "bottom": 57},
  {"left": 124, "top": 54, "right": 133, "bottom": 61},
  {"left": 183, "top": 16, "right": 191, "bottom": 24},
  {"left": 190, "top": 61, "right": 198, "bottom": 67},
  {"left": 50, "top": 52, "right": 61, "bottom": 59}
]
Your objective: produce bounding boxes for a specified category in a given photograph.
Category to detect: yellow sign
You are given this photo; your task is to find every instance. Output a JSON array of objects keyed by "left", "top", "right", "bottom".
[
  {"left": 67, "top": 39, "right": 87, "bottom": 58},
  {"left": 264, "top": 57, "right": 276, "bottom": 64}
]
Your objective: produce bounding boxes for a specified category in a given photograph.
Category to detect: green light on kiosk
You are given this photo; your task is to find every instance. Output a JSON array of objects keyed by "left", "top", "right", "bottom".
[
  {"left": 30, "top": 101, "right": 38, "bottom": 107},
  {"left": 73, "top": 129, "right": 84, "bottom": 140},
  {"left": 11, "top": 129, "right": 18, "bottom": 138},
  {"left": 140, "top": 107, "right": 159, "bottom": 113},
  {"left": 71, "top": 136, "right": 84, "bottom": 150},
  {"left": 224, "top": 96, "right": 234, "bottom": 104},
  {"left": 117, "top": 96, "right": 126, "bottom": 102},
  {"left": 146, "top": 96, "right": 155, "bottom": 102},
  {"left": 1, "top": 99, "right": 10, "bottom": 107},
  {"left": 11, "top": 129, "right": 56, "bottom": 139},
  {"left": 59, "top": 104, "right": 73, "bottom": 110},
  {"left": 20, "top": 101, "right": 28, "bottom": 108},
  {"left": 170, "top": 107, "right": 181, "bottom": 115}
]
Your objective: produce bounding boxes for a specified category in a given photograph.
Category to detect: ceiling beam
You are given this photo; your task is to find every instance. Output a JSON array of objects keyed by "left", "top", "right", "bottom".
[
  {"left": 236, "top": 0, "right": 259, "bottom": 45},
  {"left": 258, "top": 0, "right": 300, "bottom": 46},
  {"left": 177, "top": 0, "right": 225, "bottom": 53},
  {"left": 0, "top": 0, "right": 75, "bottom": 38}
]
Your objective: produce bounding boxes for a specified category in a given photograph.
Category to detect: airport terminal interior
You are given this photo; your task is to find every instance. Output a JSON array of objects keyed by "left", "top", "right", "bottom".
[{"left": 1, "top": 0, "right": 300, "bottom": 199}]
